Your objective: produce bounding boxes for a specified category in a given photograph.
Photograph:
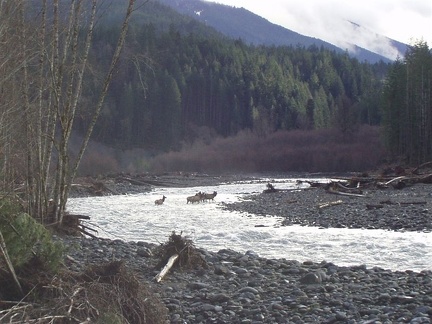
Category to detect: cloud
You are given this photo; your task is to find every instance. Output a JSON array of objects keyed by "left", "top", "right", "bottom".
[{"left": 207, "top": 0, "right": 432, "bottom": 59}]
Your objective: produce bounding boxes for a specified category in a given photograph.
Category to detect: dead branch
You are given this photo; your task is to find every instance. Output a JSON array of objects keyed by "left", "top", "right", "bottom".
[
  {"left": 419, "top": 174, "right": 432, "bottom": 183},
  {"left": 385, "top": 176, "right": 408, "bottom": 185}
]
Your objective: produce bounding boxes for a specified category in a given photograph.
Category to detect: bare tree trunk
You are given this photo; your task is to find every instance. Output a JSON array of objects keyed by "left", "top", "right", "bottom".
[
  {"left": 1, "top": 0, "right": 137, "bottom": 226},
  {"left": 58, "top": 0, "right": 136, "bottom": 224},
  {"left": 71, "top": 0, "right": 136, "bottom": 178}
]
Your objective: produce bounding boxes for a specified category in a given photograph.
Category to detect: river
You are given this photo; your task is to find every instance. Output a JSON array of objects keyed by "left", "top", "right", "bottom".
[{"left": 67, "top": 177, "right": 432, "bottom": 272}]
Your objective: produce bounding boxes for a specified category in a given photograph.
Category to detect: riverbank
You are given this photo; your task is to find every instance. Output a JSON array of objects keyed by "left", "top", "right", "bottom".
[
  {"left": 59, "top": 233, "right": 432, "bottom": 324},
  {"left": 222, "top": 182, "right": 432, "bottom": 233},
  {"left": 60, "top": 172, "right": 432, "bottom": 323}
]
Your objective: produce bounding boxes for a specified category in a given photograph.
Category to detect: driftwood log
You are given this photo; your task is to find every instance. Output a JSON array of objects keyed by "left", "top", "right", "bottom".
[
  {"left": 318, "top": 200, "right": 343, "bottom": 209},
  {"left": 155, "top": 254, "right": 179, "bottom": 283},
  {"left": 326, "top": 186, "right": 366, "bottom": 197}
]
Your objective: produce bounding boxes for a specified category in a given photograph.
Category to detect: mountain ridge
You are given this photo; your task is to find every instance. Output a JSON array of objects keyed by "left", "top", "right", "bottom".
[{"left": 157, "top": 0, "right": 408, "bottom": 63}]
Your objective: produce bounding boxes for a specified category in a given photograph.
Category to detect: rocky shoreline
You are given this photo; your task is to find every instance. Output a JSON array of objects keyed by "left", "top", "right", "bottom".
[
  {"left": 62, "top": 173, "right": 432, "bottom": 323},
  {"left": 222, "top": 182, "right": 432, "bottom": 233}
]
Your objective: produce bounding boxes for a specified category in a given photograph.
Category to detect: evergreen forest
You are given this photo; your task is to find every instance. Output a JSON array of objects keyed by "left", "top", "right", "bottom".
[{"left": 83, "top": 1, "right": 388, "bottom": 153}]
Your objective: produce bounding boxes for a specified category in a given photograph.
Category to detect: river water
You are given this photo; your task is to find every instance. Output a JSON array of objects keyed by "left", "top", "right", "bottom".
[{"left": 67, "top": 177, "right": 432, "bottom": 272}]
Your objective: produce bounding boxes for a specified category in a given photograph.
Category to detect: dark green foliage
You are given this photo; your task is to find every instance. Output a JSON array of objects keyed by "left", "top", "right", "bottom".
[
  {"left": 0, "top": 198, "right": 64, "bottom": 271},
  {"left": 382, "top": 41, "right": 432, "bottom": 164}
]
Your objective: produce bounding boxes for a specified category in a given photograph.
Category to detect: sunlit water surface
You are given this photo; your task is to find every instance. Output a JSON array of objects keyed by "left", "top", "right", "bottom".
[{"left": 67, "top": 178, "right": 432, "bottom": 272}]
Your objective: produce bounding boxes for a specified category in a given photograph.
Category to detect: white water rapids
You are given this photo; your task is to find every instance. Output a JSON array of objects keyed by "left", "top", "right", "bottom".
[{"left": 67, "top": 177, "right": 432, "bottom": 272}]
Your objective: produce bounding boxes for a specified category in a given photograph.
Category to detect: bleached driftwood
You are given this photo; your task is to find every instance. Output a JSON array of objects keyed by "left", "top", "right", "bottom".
[
  {"left": 318, "top": 200, "right": 343, "bottom": 209},
  {"left": 155, "top": 254, "right": 179, "bottom": 283},
  {"left": 385, "top": 176, "right": 408, "bottom": 186},
  {"left": 326, "top": 187, "right": 366, "bottom": 197}
]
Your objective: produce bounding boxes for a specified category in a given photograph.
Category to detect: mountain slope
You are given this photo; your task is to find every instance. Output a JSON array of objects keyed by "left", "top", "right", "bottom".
[
  {"left": 158, "top": 0, "right": 405, "bottom": 63},
  {"left": 340, "top": 21, "right": 408, "bottom": 60}
]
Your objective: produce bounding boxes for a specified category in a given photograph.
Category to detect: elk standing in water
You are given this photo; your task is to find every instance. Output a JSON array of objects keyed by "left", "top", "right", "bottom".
[
  {"left": 187, "top": 192, "right": 204, "bottom": 204},
  {"left": 155, "top": 195, "right": 166, "bottom": 205},
  {"left": 203, "top": 191, "right": 217, "bottom": 202}
]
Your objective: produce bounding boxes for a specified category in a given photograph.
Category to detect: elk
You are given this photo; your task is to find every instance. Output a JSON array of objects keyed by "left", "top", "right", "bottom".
[
  {"left": 187, "top": 192, "right": 204, "bottom": 204},
  {"left": 155, "top": 195, "right": 166, "bottom": 205},
  {"left": 203, "top": 191, "right": 217, "bottom": 202}
]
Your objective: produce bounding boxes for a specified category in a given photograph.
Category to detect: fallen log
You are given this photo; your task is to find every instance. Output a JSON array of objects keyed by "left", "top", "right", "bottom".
[
  {"left": 80, "top": 224, "right": 98, "bottom": 233},
  {"left": 155, "top": 254, "right": 179, "bottom": 283},
  {"left": 318, "top": 200, "right": 343, "bottom": 209},
  {"left": 80, "top": 229, "right": 97, "bottom": 239}
]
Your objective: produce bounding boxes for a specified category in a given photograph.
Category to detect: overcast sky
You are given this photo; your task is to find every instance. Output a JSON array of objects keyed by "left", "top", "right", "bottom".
[{"left": 205, "top": 0, "right": 431, "bottom": 57}]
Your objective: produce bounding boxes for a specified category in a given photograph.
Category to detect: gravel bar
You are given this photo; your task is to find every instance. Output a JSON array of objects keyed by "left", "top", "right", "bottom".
[{"left": 61, "top": 177, "right": 432, "bottom": 323}]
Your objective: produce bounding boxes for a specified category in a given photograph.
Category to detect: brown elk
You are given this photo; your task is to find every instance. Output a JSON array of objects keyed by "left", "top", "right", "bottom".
[
  {"left": 155, "top": 195, "right": 166, "bottom": 205},
  {"left": 187, "top": 192, "right": 204, "bottom": 204},
  {"left": 203, "top": 191, "right": 217, "bottom": 202}
]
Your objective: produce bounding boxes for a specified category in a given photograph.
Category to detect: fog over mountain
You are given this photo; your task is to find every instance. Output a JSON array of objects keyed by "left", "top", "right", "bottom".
[
  {"left": 158, "top": 0, "right": 409, "bottom": 63},
  {"left": 328, "top": 20, "right": 408, "bottom": 61}
]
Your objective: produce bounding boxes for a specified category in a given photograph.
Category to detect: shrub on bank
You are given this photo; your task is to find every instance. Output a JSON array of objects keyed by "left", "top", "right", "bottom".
[
  {"left": 148, "top": 126, "right": 386, "bottom": 173},
  {"left": 0, "top": 197, "right": 64, "bottom": 271}
]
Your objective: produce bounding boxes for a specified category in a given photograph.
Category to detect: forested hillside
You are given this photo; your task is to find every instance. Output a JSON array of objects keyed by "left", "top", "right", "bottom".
[{"left": 78, "top": 0, "right": 388, "bottom": 154}]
